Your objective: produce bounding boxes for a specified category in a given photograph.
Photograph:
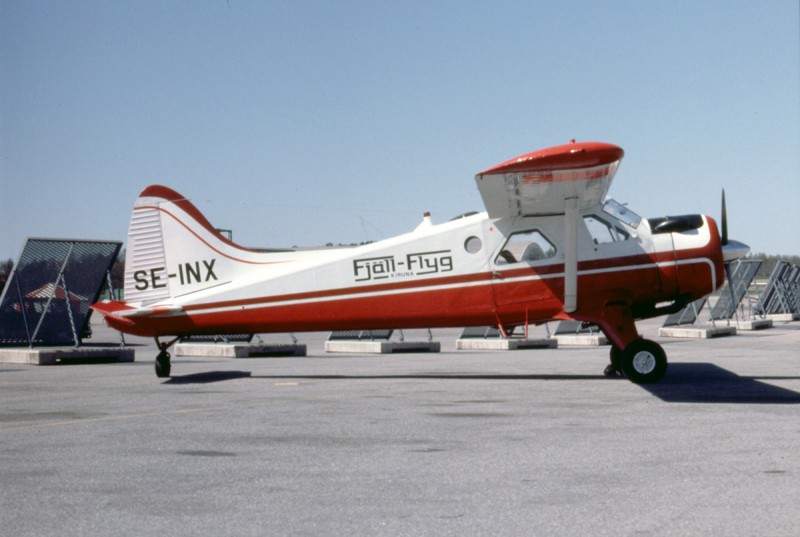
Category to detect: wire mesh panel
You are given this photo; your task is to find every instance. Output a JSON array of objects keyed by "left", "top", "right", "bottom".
[
  {"left": 179, "top": 334, "right": 253, "bottom": 343},
  {"left": 328, "top": 329, "right": 394, "bottom": 341},
  {"left": 786, "top": 266, "right": 800, "bottom": 314},
  {"left": 710, "top": 259, "right": 762, "bottom": 320},
  {"left": 459, "top": 326, "right": 516, "bottom": 339},
  {"left": 662, "top": 298, "right": 708, "bottom": 327},
  {"left": 755, "top": 262, "right": 795, "bottom": 315},
  {"left": 554, "top": 320, "right": 600, "bottom": 335},
  {"left": 0, "top": 238, "right": 122, "bottom": 346}
]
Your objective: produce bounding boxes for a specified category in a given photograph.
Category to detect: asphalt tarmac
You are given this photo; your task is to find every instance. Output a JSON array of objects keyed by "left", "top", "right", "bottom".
[{"left": 2, "top": 317, "right": 799, "bottom": 537}]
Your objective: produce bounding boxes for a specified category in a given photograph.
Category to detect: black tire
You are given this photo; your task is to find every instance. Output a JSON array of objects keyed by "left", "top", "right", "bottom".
[
  {"left": 155, "top": 351, "right": 171, "bottom": 378},
  {"left": 619, "top": 339, "right": 667, "bottom": 384},
  {"left": 609, "top": 346, "right": 623, "bottom": 374}
]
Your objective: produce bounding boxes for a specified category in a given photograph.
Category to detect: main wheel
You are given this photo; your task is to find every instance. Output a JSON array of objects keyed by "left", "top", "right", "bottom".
[
  {"left": 619, "top": 339, "right": 667, "bottom": 384},
  {"left": 155, "top": 351, "right": 171, "bottom": 378}
]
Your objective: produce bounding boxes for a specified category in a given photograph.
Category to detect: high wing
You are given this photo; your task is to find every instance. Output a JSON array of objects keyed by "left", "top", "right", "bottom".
[{"left": 475, "top": 141, "right": 624, "bottom": 218}]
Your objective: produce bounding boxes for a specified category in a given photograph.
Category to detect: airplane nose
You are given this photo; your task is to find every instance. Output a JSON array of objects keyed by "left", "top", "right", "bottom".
[{"left": 722, "top": 239, "right": 750, "bottom": 262}]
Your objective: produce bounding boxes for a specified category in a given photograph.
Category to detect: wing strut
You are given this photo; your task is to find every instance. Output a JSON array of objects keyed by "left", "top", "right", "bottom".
[{"left": 563, "top": 196, "right": 579, "bottom": 313}]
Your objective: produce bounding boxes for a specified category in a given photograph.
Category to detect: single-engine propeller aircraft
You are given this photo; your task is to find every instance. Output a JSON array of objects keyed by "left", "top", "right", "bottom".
[{"left": 93, "top": 140, "right": 749, "bottom": 383}]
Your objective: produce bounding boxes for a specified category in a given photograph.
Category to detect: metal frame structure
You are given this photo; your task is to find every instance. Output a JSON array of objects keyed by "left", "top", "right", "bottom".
[
  {"left": 0, "top": 238, "right": 122, "bottom": 347},
  {"left": 755, "top": 262, "right": 800, "bottom": 316},
  {"left": 710, "top": 259, "right": 763, "bottom": 321},
  {"left": 661, "top": 298, "right": 709, "bottom": 328},
  {"left": 328, "top": 329, "right": 394, "bottom": 341}
]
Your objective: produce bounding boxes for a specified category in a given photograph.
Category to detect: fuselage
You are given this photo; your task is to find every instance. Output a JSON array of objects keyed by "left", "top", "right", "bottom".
[{"left": 99, "top": 198, "right": 724, "bottom": 341}]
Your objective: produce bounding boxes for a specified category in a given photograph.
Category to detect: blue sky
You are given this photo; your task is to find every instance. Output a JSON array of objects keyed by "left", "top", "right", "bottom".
[{"left": 2, "top": 1, "right": 798, "bottom": 260}]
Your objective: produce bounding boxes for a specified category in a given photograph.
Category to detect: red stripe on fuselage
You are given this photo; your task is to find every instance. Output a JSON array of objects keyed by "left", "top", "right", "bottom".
[
  {"left": 181, "top": 270, "right": 496, "bottom": 313},
  {"left": 110, "top": 243, "right": 720, "bottom": 337}
]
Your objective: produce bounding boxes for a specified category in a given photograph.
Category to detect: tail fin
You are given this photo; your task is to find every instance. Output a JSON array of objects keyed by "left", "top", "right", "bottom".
[{"left": 123, "top": 185, "right": 260, "bottom": 306}]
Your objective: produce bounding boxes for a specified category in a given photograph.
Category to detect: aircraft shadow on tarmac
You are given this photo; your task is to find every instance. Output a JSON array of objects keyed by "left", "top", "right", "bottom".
[
  {"left": 641, "top": 363, "right": 800, "bottom": 404},
  {"left": 165, "top": 371, "right": 606, "bottom": 384},
  {"left": 163, "top": 365, "right": 800, "bottom": 404},
  {"left": 164, "top": 371, "right": 253, "bottom": 384}
]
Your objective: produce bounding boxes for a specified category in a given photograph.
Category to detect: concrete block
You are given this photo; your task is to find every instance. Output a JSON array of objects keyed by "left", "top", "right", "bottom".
[
  {"left": 0, "top": 346, "right": 135, "bottom": 365},
  {"left": 174, "top": 343, "right": 307, "bottom": 358},
  {"left": 553, "top": 334, "right": 608, "bottom": 346},
  {"left": 659, "top": 325, "right": 737, "bottom": 339},
  {"left": 766, "top": 313, "right": 800, "bottom": 322},
  {"left": 324, "top": 340, "right": 440, "bottom": 354},
  {"left": 737, "top": 319, "right": 773, "bottom": 331},
  {"left": 456, "top": 338, "right": 557, "bottom": 351}
]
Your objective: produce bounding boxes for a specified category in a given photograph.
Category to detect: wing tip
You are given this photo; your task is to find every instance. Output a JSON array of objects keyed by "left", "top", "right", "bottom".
[{"left": 478, "top": 141, "right": 624, "bottom": 176}]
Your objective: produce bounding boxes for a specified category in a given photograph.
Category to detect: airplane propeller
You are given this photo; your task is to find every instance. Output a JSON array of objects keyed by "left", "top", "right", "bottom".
[
  {"left": 719, "top": 189, "right": 750, "bottom": 315},
  {"left": 720, "top": 189, "right": 750, "bottom": 262}
]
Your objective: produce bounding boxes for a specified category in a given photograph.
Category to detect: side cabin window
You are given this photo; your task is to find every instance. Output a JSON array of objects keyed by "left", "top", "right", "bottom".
[
  {"left": 584, "top": 215, "right": 630, "bottom": 245},
  {"left": 495, "top": 230, "right": 557, "bottom": 265}
]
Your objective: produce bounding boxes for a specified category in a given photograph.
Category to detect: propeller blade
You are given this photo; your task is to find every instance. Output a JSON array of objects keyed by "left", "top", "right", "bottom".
[
  {"left": 720, "top": 189, "right": 728, "bottom": 246},
  {"left": 718, "top": 189, "right": 750, "bottom": 261},
  {"left": 721, "top": 191, "right": 740, "bottom": 316}
]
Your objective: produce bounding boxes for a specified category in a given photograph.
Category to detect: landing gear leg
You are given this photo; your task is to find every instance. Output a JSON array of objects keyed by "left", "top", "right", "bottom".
[
  {"left": 604, "top": 346, "right": 624, "bottom": 377},
  {"left": 581, "top": 303, "right": 640, "bottom": 380},
  {"left": 582, "top": 303, "right": 668, "bottom": 383},
  {"left": 154, "top": 337, "right": 179, "bottom": 378}
]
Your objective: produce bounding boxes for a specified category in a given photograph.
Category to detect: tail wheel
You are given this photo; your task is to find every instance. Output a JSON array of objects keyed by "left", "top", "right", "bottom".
[{"left": 619, "top": 339, "right": 667, "bottom": 384}]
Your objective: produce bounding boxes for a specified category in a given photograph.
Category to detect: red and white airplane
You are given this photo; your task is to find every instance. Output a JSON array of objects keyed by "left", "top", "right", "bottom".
[{"left": 92, "top": 140, "right": 748, "bottom": 382}]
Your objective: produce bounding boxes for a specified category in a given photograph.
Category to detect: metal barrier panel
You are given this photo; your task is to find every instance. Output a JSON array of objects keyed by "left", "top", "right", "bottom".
[
  {"left": 179, "top": 334, "right": 254, "bottom": 343},
  {"left": 662, "top": 298, "right": 708, "bottom": 327},
  {"left": 554, "top": 320, "right": 600, "bottom": 335},
  {"left": 0, "top": 238, "right": 122, "bottom": 346},
  {"left": 459, "top": 326, "right": 516, "bottom": 339},
  {"left": 328, "top": 329, "right": 394, "bottom": 341},
  {"left": 755, "top": 262, "right": 793, "bottom": 315},
  {"left": 710, "top": 259, "right": 762, "bottom": 320},
  {"left": 787, "top": 266, "right": 800, "bottom": 313}
]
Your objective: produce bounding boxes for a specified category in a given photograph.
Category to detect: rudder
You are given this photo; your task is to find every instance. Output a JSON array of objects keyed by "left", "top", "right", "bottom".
[{"left": 123, "top": 185, "right": 252, "bottom": 306}]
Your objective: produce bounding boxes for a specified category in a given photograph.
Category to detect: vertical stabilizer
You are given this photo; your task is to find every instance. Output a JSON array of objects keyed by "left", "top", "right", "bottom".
[
  {"left": 121, "top": 185, "right": 266, "bottom": 307},
  {"left": 124, "top": 200, "right": 170, "bottom": 305}
]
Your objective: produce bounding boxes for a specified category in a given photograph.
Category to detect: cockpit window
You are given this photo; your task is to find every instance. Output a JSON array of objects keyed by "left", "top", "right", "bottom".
[
  {"left": 603, "top": 199, "right": 642, "bottom": 228},
  {"left": 495, "top": 230, "right": 556, "bottom": 265},
  {"left": 584, "top": 215, "right": 630, "bottom": 244}
]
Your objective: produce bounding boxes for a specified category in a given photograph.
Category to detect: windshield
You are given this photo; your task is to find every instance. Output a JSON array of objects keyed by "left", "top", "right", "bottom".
[{"left": 603, "top": 199, "right": 642, "bottom": 229}]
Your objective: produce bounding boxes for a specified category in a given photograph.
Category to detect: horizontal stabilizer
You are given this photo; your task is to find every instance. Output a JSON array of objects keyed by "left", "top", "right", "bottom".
[{"left": 92, "top": 300, "right": 184, "bottom": 320}]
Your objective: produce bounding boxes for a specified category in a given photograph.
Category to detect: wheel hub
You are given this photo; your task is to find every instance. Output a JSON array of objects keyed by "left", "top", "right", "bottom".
[{"left": 632, "top": 351, "right": 656, "bottom": 375}]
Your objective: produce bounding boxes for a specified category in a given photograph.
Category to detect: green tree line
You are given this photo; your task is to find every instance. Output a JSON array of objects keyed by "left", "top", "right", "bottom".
[{"left": 746, "top": 253, "right": 800, "bottom": 280}]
